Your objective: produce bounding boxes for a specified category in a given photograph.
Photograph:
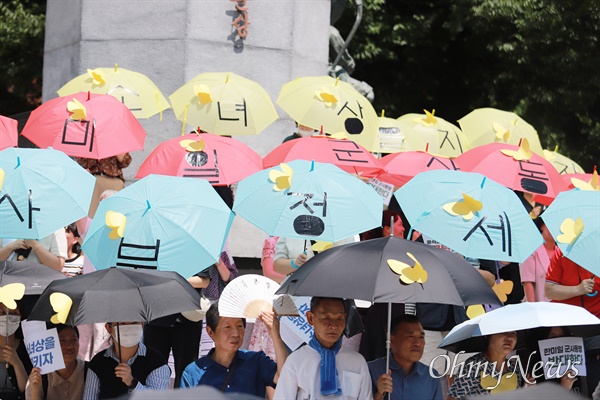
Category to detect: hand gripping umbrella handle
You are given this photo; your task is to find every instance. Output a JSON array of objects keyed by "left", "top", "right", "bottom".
[{"left": 587, "top": 275, "right": 598, "bottom": 297}]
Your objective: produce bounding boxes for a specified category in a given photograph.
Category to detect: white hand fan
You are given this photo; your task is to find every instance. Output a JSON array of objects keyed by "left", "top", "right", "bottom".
[{"left": 219, "top": 274, "right": 299, "bottom": 318}]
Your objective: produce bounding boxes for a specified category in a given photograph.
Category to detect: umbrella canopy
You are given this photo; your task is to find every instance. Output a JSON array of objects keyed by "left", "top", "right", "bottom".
[
  {"left": 169, "top": 72, "right": 278, "bottom": 136},
  {"left": 395, "top": 170, "right": 543, "bottom": 263},
  {"left": 28, "top": 268, "right": 200, "bottom": 325},
  {"left": 21, "top": 92, "right": 147, "bottom": 160},
  {"left": 57, "top": 64, "right": 171, "bottom": 119},
  {"left": 263, "top": 135, "right": 385, "bottom": 177},
  {"left": 0, "top": 260, "right": 66, "bottom": 295},
  {"left": 541, "top": 189, "right": 600, "bottom": 275},
  {"left": 439, "top": 302, "right": 600, "bottom": 353},
  {"left": 397, "top": 110, "right": 470, "bottom": 157},
  {"left": 276, "top": 236, "right": 501, "bottom": 306},
  {"left": 276, "top": 76, "right": 379, "bottom": 146},
  {"left": 543, "top": 148, "right": 585, "bottom": 175},
  {"left": 466, "top": 383, "right": 580, "bottom": 400},
  {"left": 373, "top": 151, "right": 461, "bottom": 188},
  {"left": 233, "top": 160, "right": 382, "bottom": 242},
  {"left": 82, "top": 174, "right": 234, "bottom": 278},
  {"left": 0, "top": 116, "right": 18, "bottom": 150},
  {"left": 532, "top": 171, "right": 598, "bottom": 205},
  {"left": 372, "top": 116, "right": 428, "bottom": 153},
  {"left": 454, "top": 139, "right": 568, "bottom": 199},
  {"left": 0, "top": 147, "right": 95, "bottom": 239},
  {"left": 136, "top": 131, "right": 262, "bottom": 185},
  {"left": 458, "top": 108, "right": 544, "bottom": 157}
]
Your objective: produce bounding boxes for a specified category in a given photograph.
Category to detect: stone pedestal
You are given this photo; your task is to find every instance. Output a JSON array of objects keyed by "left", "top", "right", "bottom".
[{"left": 43, "top": 0, "right": 331, "bottom": 258}]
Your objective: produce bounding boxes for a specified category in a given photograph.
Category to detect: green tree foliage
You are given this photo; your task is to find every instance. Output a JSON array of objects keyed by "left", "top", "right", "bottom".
[
  {"left": 0, "top": 0, "right": 45, "bottom": 116},
  {"left": 336, "top": 0, "right": 599, "bottom": 170}
]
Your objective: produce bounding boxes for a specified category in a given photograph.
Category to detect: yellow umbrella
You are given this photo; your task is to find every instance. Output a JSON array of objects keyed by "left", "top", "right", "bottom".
[
  {"left": 543, "top": 146, "right": 585, "bottom": 174},
  {"left": 397, "top": 110, "right": 470, "bottom": 157},
  {"left": 169, "top": 72, "right": 278, "bottom": 136},
  {"left": 374, "top": 111, "right": 427, "bottom": 153},
  {"left": 457, "top": 107, "right": 544, "bottom": 156},
  {"left": 276, "top": 76, "right": 379, "bottom": 147},
  {"left": 57, "top": 64, "right": 171, "bottom": 119}
]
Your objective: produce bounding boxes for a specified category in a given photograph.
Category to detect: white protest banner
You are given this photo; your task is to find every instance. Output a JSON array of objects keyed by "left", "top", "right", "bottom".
[
  {"left": 24, "top": 326, "right": 65, "bottom": 374},
  {"left": 367, "top": 178, "right": 394, "bottom": 206},
  {"left": 538, "top": 336, "right": 586, "bottom": 379},
  {"left": 20, "top": 320, "right": 46, "bottom": 339},
  {"left": 280, "top": 296, "right": 313, "bottom": 351},
  {"left": 377, "top": 126, "right": 406, "bottom": 153}
]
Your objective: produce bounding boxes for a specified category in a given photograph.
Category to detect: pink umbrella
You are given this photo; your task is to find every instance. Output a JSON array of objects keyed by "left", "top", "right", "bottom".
[
  {"left": 21, "top": 92, "right": 146, "bottom": 159},
  {"left": 0, "top": 115, "right": 18, "bottom": 150},
  {"left": 370, "top": 151, "right": 460, "bottom": 187},
  {"left": 263, "top": 135, "right": 384, "bottom": 177},
  {"left": 454, "top": 140, "right": 568, "bottom": 200},
  {"left": 533, "top": 170, "right": 596, "bottom": 205},
  {"left": 136, "top": 132, "right": 262, "bottom": 186}
]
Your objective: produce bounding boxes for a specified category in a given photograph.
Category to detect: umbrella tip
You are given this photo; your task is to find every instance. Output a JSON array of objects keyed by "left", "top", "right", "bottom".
[
  {"left": 381, "top": 109, "right": 385, "bottom": 118},
  {"left": 554, "top": 144, "right": 559, "bottom": 152},
  {"left": 310, "top": 160, "right": 315, "bottom": 172},
  {"left": 425, "top": 143, "right": 429, "bottom": 152},
  {"left": 480, "top": 176, "right": 486, "bottom": 188},
  {"left": 87, "top": 91, "right": 91, "bottom": 101},
  {"left": 114, "top": 63, "right": 118, "bottom": 72},
  {"left": 15, "top": 156, "right": 21, "bottom": 170},
  {"left": 226, "top": 74, "right": 229, "bottom": 83}
]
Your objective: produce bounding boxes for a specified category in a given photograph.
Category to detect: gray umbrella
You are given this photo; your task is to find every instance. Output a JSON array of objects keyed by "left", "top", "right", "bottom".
[
  {"left": 276, "top": 236, "right": 501, "bottom": 306},
  {"left": 27, "top": 267, "right": 200, "bottom": 325},
  {"left": 276, "top": 236, "right": 501, "bottom": 378},
  {"left": 0, "top": 260, "right": 66, "bottom": 295}
]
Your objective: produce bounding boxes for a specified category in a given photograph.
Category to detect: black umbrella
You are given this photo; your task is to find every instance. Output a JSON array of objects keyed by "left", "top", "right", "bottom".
[
  {"left": 0, "top": 260, "right": 66, "bottom": 295},
  {"left": 276, "top": 236, "right": 501, "bottom": 377},
  {"left": 276, "top": 236, "right": 501, "bottom": 306},
  {"left": 28, "top": 267, "right": 200, "bottom": 326}
]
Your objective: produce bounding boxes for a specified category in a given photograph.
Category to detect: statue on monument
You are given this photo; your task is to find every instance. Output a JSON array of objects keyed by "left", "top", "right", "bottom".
[{"left": 329, "top": 0, "right": 374, "bottom": 102}]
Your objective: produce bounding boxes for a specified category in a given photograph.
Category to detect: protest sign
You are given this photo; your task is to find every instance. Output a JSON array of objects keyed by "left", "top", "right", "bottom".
[
  {"left": 367, "top": 178, "right": 394, "bottom": 206},
  {"left": 280, "top": 296, "right": 313, "bottom": 351},
  {"left": 22, "top": 321, "right": 65, "bottom": 375},
  {"left": 538, "top": 336, "right": 586, "bottom": 379}
]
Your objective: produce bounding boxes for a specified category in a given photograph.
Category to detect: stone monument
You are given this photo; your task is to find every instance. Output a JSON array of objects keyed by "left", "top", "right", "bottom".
[{"left": 42, "top": 0, "right": 331, "bottom": 261}]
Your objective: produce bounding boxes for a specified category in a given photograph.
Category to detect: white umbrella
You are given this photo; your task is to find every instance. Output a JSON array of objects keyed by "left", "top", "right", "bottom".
[{"left": 439, "top": 302, "right": 600, "bottom": 353}]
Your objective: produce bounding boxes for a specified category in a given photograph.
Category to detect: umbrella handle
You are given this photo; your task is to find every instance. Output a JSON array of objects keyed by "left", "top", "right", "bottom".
[{"left": 587, "top": 276, "right": 598, "bottom": 297}]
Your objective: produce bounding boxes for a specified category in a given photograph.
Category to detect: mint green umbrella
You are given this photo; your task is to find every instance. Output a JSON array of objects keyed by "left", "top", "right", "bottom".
[{"left": 82, "top": 174, "right": 234, "bottom": 278}]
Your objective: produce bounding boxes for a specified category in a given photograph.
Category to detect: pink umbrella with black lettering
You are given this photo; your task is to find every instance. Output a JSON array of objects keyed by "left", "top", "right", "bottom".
[
  {"left": 21, "top": 92, "right": 146, "bottom": 159},
  {"left": 136, "top": 130, "right": 262, "bottom": 185},
  {"left": 368, "top": 150, "right": 461, "bottom": 188},
  {"left": 263, "top": 135, "right": 385, "bottom": 177},
  {"left": 0, "top": 115, "right": 18, "bottom": 150},
  {"left": 454, "top": 139, "right": 568, "bottom": 201}
]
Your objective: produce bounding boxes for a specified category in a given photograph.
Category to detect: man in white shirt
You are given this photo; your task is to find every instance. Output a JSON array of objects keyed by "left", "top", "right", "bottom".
[{"left": 274, "top": 297, "right": 372, "bottom": 400}]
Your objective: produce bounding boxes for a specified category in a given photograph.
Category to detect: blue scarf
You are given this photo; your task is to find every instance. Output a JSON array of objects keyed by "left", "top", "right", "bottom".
[{"left": 308, "top": 336, "right": 342, "bottom": 396}]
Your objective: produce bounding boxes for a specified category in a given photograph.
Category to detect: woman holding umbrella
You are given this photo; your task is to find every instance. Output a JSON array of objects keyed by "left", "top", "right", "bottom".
[
  {"left": 447, "top": 330, "right": 522, "bottom": 399},
  {"left": 0, "top": 304, "right": 32, "bottom": 400}
]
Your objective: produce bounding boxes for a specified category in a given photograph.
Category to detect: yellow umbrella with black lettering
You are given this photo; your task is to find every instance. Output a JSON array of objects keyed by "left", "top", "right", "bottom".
[
  {"left": 397, "top": 109, "right": 470, "bottom": 157},
  {"left": 57, "top": 64, "right": 170, "bottom": 119},
  {"left": 277, "top": 76, "right": 379, "bottom": 149},
  {"left": 169, "top": 72, "right": 278, "bottom": 136}
]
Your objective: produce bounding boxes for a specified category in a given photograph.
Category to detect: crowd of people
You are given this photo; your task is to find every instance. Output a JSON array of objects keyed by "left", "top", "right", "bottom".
[{"left": 0, "top": 130, "right": 598, "bottom": 400}]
